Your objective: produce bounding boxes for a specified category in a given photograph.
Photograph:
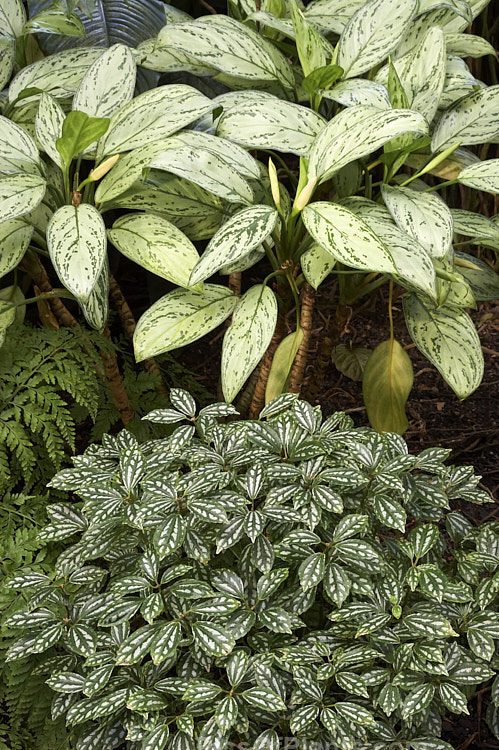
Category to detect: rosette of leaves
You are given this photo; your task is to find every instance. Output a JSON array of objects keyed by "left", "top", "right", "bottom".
[
  {"left": 5, "top": 391, "right": 499, "bottom": 750},
  {"left": 1, "top": 0, "right": 499, "bottom": 432}
]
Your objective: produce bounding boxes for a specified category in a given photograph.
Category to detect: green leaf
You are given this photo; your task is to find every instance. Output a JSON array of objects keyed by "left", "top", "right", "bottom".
[
  {"left": 363, "top": 338, "right": 413, "bottom": 434},
  {"left": 0, "top": 218, "right": 33, "bottom": 279},
  {"left": 302, "top": 202, "right": 397, "bottom": 274},
  {"left": 334, "top": 701, "right": 375, "bottom": 725},
  {"left": 0, "top": 0, "right": 25, "bottom": 38},
  {"left": 290, "top": 704, "right": 319, "bottom": 733},
  {"left": 95, "top": 141, "right": 169, "bottom": 206},
  {"left": 24, "top": 9, "right": 85, "bottom": 37},
  {"left": 222, "top": 284, "right": 278, "bottom": 403},
  {"left": 0, "top": 174, "right": 46, "bottom": 223},
  {"left": 290, "top": 0, "right": 326, "bottom": 77},
  {"left": 81, "top": 259, "right": 109, "bottom": 330},
  {"left": 190, "top": 206, "right": 278, "bottom": 286},
  {"left": 337, "top": 0, "right": 418, "bottom": 78},
  {"left": 458, "top": 159, "right": 499, "bottom": 193},
  {"left": 116, "top": 625, "right": 157, "bottom": 665},
  {"left": 302, "top": 64, "right": 344, "bottom": 95},
  {"left": 405, "top": 613, "right": 455, "bottom": 638},
  {"left": 299, "top": 552, "right": 325, "bottom": 591},
  {"left": 455, "top": 252, "right": 499, "bottom": 301},
  {"left": 449, "top": 662, "right": 495, "bottom": 684},
  {"left": 108, "top": 213, "right": 200, "bottom": 289},
  {"left": 432, "top": 85, "right": 499, "bottom": 152},
  {"left": 242, "top": 687, "right": 286, "bottom": 712},
  {"left": 216, "top": 93, "right": 326, "bottom": 157},
  {"left": 66, "top": 624, "right": 96, "bottom": 657},
  {"left": 309, "top": 106, "right": 428, "bottom": 182},
  {"left": 335, "top": 671, "right": 369, "bottom": 698},
  {"left": 403, "top": 294, "right": 484, "bottom": 399},
  {"left": 155, "top": 515, "right": 186, "bottom": 558},
  {"left": 98, "top": 85, "right": 214, "bottom": 156},
  {"left": 323, "top": 563, "right": 351, "bottom": 607},
  {"left": 265, "top": 327, "right": 304, "bottom": 403},
  {"left": 134, "top": 284, "right": 237, "bottom": 361},
  {"left": 73, "top": 44, "right": 136, "bottom": 119},
  {"left": 253, "top": 729, "right": 279, "bottom": 750},
  {"left": 402, "top": 683, "right": 435, "bottom": 718},
  {"left": 56, "top": 111, "right": 110, "bottom": 167},
  {"left": 192, "top": 621, "right": 235, "bottom": 657},
  {"left": 332, "top": 343, "right": 371, "bottom": 382},
  {"left": 378, "top": 683, "right": 401, "bottom": 716},
  {"left": 47, "top": 672, "right": 85, "bottom": 694},
  {"left": 142, "top": 725, "right": 170, "bottom": 750},
  {"left": 467, "top": 628, "right": 495, "bottom": 661},
  {"left": 373, "top": 494, "right": 407, "bottom": 531},
  {"left": 323, "top": 78, "right": 390, "bottom": 108},
  {"left": 215, "top": 695, "right": 238, "bottom": 734},
  {"left": 381, "top": 185, "right": 453, "bottom": 259},
  {"left": 0, "top": 38, "right": 15, "bottom": 91},
  {"left": 409, "top": 523, "right": 439, "bottom": 558},
  {"left": 47, "top": 204, "right": 106, "bottom": 304}
]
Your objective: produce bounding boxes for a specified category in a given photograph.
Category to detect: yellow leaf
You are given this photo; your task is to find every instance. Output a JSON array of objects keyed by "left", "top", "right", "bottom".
[{"left": 362, "top": 338, "right": 413, "bottom": 434}]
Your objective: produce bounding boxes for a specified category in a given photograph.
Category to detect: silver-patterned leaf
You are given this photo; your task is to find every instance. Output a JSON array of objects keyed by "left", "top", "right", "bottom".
[
  {"left": 381, "top": 184, "right": 453, "bottom": 259},
  {"left": 0, "top": 174, "right": 46, "bottom": 223},
  {"left": 98, "top": 85, "right": 214, "bottom": 156},
  {"left": 337, "top": 0, "right": 418, "bottom": 78},
  {"left": 190, "top": 205, "right": 278, "bottom": 286},
  {"left": 73, "top": 44, "right": 136, "bottom": 119},
  {"left": 458, "top": 159, "right": 499, "bottom": 193},
  {"left": 0, "top": 116, "right": 41, "bottom": 176},
  {"left": 150, "top": 144, "right": 253, "bottom": 205},
  {"left": 304, "top": 0, "right": 366, "bottom": 36},
  {"left": 308, "top": 106, "right": 428, "bottom": 182},
  {"left": 0, "top": 218, "right": 34, "bottom": 278},
  {"left": 133, "top": 284, "right": 237, "bottom": 361},
  {"left": 302, "top": 201, "right": 397, "bottom": 274},
  {"left": 323, "top": 78, "right": 391, "bottom": 109},
  {"left": 301, "top": 242, "right": 336, "bottom": 289},
  {"left": 454, "top": 252, "right": 499, "bottom": 301},
  {"left": 192, "top": 621, "right": 235, "bottom": 657},
  {"left": 80, "top": 258, "right": 109, "bottom": 330},
  {"left": 222, "top": 284, "right": 278, "bottom": 403},
  {"left": 35, "top": 93, "right": 65, "bottom": 168},
  {"left": 108, "top": 213, "right": 199, "bottom": 288},
  {"left": 217, "top": 94, "right": 326, "bottom": 157},
  {"left": 432, "top": 85, "right": 499, "bottom": 152},
  {"left": 47, "top": 204, "right": 106, "bottom": 303},
  {"left": 95, "top": 140, "right": 168, "bottom": 205},
  {"left": 0, "top": 0, "right": 25, "bottom": 37},
  {"left": 0, "top": 37, "right": 15, "bottom": 91},
  {"left": 403, "top": 293, "right": 484, "bottom": 398},
  {"left": 445, "top": 32, "right": 497, "bottom": 58},
  {"left": 8, "top": 47, "right": 102, "bottom": 102}
]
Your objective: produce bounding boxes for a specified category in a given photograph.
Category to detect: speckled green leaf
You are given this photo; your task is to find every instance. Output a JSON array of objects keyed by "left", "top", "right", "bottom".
[
  {"left": 217, "top": 94, "right": 326, "bottom": 157},
  {"left": 445, "top": 32, "right": 497, "bottom": 58},
  {"left": 439, "top": 682, "right": 470, "bottom": 714},
  {"left": 73, "top": 44, "right": 136, "bottom": 119},
  {"left": 337, "top": 0, "right": 418, "bottom": 78},
  {"left": 363, "top": 339, "right": 413, "bottom": 434},
  {"left": 304, "top": 0, "right": 365, "bottom": 36},
  {"left": 95, "top": 141, "right": 168, "bottom": 205},
  {"left": 302, "top": 202, "right": 397, "bottom": 274},
  {"left": 47, "top": 204, "right": 106, "bottom": 303},
  {"left": 454, "top": 252, "right": 499, "bottom": 301},
  {"left": 134, "top": 34, "right": 218, "bottom": 77},
  {"left": 171, "top": 131, "right": 260, "bottom": 180},
  {"left": 108, "top": 213, "right": 199, "bottom": 289},
  {"left": 382, "top": 184, "right": 453, "bottom": 259},
  {"left": 0, "top": 116, "right": 41, "bottom": 176},
  {"left": 35, "top": 93, "right": 65, "bottom": 168},
  {"left": 0, "top": 38, "right": 15, "bottom": 91},
  {"left": 0, "top": 0, "right": 25, "bottom": 37},
  {"left": 222, "top": 284, "right": 278, "bottom": 403},
  {"left": 403, "top": 293, "right": 483, "bottom": 398},
  {"left": 458, "top": 159, "right": 499, "bottom": 193},
  {"left": 190, "top": 205, "right": 278, "bottom": 286},
  {"left": 98, "top": 85, "right": 214, "bottom": 156},
  {"left": 309, "top": 106, "right": 428, "bottom": 182},
  {"left": 290, "top": 0, "right": 326, "bottom": 77},
  {"left": 150, "top": 145, "right": 253, "bottom": 205},
  {"left": 0, "top": 218, "right": 33, "bottom": 278},
  {"left": 0, "top": 173, "right": 46, "bottom": 223},
  {"left": 323, "top": 79, "right": 391, "bottom": 109},
  {"left": 134, "top": 284, "right": 237, "bottom": 361},
  {"left": 156, "top": 15, "right": 293, "bottom": 88},
  {"left": 8, "top": 48, "right": 102, "bottom": 102},
  {"left": 301, "top": 242, "right": 336, "bottom": 289},
  {"left": 80, "top": 258, "right": 109, "bottom": 330},
  {"left": 432, "top": 85, "right": 499, "bottom": 152},
  {"left": 332, "top": 343, "right": 372, "bottom": 381},
  {"left": 192, "top": 621, "right": 235, "bottom": 657}
]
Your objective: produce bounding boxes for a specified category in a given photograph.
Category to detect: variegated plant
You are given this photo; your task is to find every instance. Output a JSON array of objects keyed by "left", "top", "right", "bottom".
[
  {"left": 1, "top": 0, "right": 498, "bottom": 431},
  {"left": 4, "top": 392, "right": 499, "bottom": 750}
]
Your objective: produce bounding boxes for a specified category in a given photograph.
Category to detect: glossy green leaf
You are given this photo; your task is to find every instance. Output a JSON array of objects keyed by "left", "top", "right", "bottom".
[
  {"left": 56, "top": 111, "right": 110, "bottom": 167},
  {"left": 403, "top": 294, "right": 484, "bottom": 399},
  {"left": 363, "top": 338, "right": 413, "bottom": 434},
  {"left": 222, "top": 284, "right": 278, "bottom": 402},
  {"left": 108, "top": 213, "right": 199, "bottom": 289},
  {"left": 290, "top": 0, "right": 326, "bottom": 77},
  {"left": 192, "top": 621, "right": 235, "bottom": 657},
  {"left": 134, "top": 284, "right": 237, "bottom": 361}
]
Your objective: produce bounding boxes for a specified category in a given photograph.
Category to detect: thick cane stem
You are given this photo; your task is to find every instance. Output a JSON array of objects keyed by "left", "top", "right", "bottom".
[
  {"left": 288, "top": 282, "right": 315, "bottom": 394},
  {"left": 303, "top": 303, "right": 351, "bottom": 404}
]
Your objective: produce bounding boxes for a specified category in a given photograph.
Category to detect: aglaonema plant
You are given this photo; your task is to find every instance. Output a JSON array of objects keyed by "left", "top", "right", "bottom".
[
  {"left": 4, "top": 391, "right": 499, "bottom": 750},
  {"left": 1, "top": 0, "right": 499, "bottom": 432}
]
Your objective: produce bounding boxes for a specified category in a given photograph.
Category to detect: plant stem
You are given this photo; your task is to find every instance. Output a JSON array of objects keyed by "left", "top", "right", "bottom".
[{"left": 288, "top": 282, "right": 315, "bottom": 393}]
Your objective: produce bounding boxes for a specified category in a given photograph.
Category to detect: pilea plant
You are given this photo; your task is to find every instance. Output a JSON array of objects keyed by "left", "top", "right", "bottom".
[
  {"left": 1, "top": 0, "right": 499, "bottom": 431},
  {"left": 4, "top": 391, "right": 499, "bottom": 750}
]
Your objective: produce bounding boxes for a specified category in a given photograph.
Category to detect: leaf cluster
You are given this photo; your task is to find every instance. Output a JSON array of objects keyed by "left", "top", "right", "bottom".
[{"left": 5, "top": 390, "right": 499, "bottom": 750}]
